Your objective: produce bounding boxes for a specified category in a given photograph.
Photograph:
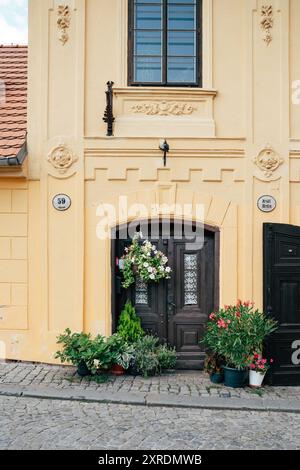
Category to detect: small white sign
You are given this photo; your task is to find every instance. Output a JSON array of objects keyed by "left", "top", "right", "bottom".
[
  {"left": 52, "top": 194, "right": 71, "bottom": 212},
  {"left": 257, "top": 195, "right": 277, "bottom": 213}
]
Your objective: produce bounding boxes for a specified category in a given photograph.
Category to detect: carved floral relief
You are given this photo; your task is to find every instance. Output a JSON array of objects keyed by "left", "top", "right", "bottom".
[
  {"left": 260, "top": 5, "right": 274, "bottom": 45},
  {"left": 57, "top": 5, "right": 71, "bottom": 45},
  {"left": 132, "top": 101, "right": 196, "bottom": 116}
]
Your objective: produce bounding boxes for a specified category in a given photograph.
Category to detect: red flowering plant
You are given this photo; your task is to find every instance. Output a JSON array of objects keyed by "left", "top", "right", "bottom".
[
  {"left": 249, "top": 353, "right": 274, "bottom": 374},
  {"left": 202, "top": 301, "right": 277, "bottom": 370}
]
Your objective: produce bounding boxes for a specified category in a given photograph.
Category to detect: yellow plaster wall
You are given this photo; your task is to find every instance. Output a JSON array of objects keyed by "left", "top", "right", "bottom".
[
  {"left": 0, "top": 0, "right": 299, "bottom": 364},
  {"left": 0, "top": 180, "right": 28, "bottom": 342}
]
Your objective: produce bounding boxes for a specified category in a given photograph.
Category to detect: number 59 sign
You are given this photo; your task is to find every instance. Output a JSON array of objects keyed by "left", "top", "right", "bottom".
[{"left": 52, "top": 194, "right": 72, "bottom": 212}]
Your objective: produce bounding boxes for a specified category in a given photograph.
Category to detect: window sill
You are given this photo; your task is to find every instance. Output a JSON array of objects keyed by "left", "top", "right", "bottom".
[{"left": 113, "top": 86, "right": 218, "bottom": 99}]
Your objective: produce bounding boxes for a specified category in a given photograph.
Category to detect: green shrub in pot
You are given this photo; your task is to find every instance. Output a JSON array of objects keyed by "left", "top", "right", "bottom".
[{"left": 117, "top": 300, "right": 144, "bottom": 344}]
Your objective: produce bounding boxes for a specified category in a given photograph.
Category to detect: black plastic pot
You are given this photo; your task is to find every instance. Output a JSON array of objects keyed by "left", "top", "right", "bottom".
[
  {"left": 210, "top": 371, "right": 224, "bottom": 384},
  {"left": 223, "top": 366, "right": 248, "bottom": 388},
  {"left": 127, "top": 361, "right": 140, "bottom": 376},
  {"left": 77, "top": 361, "right": 91, "bottom": 377}
]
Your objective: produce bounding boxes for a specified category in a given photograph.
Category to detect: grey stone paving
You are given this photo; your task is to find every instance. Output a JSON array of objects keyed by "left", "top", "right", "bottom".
[
  {"left": 0, "top": 361, "right": 299, "bottom": 404},
  {"left": 0, "top": 394, "right": 299, "bottom": 450}
]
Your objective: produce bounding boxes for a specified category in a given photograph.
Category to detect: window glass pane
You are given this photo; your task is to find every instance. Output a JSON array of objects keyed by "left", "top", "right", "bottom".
[
  {"left": 168, "top": 31, "right": 196, "bottom": 56},
  {"left": 135, "top": 4, "right": 163, "bottom": 29},
  {"left": 135, "top": 277, "right": 149, "bottom": 305},
  {"left": 184, "top": 254, "right": 198, "bottom": 306},
  {"left": 136, "top": 0, "right": 162, "bottom": 3},
  {"left": 168, "top": 4, "right": 196, "bottom": 30},
  {"left": 135, "top": 56, "right": 162, "bottom": 82},
  {"left": 135, "top": 31, "right": 162, "bottom": 55},
  {"left": 168, "top": 0, "right": 196, "bottom": 3},
  {"left": 167, "top": 57, "right": 196, "bottom": 82}
]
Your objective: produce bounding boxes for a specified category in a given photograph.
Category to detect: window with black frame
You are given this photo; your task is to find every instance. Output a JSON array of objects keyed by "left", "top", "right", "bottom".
[{"left": 128, "top": 0, "right": 202, "bottom": 87}]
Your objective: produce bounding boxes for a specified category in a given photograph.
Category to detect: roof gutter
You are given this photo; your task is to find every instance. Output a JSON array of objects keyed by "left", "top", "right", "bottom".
[{"left": 0, "top": 138, "right": 28, "bottom": 168}]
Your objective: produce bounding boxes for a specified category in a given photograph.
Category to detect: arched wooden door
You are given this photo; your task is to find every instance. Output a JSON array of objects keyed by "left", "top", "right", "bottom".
[{"left": 112, "top": 221, "right": 219, "bottom": 369}]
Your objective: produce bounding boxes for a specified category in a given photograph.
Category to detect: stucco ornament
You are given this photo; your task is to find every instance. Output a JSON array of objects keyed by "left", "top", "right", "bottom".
[
  {"left": 253, "top": 145, "right": 283, "bottom": 178},
  {"left": 132, "top": 101, "right": 195, "bottom": 116},
  {"left": 260, "top": 5, "right": 274, "bottom": 45},
  {"left": 57, "top": 5, "right": 71, "bottom": 45},
  {"left": 48, "top": 144, "right": 77, "bottom": 174}
]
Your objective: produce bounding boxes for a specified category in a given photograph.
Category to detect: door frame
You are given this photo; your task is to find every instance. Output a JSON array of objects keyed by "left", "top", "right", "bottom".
[{"left": 111, "top": 218, "right": 220, "bottom": 336}]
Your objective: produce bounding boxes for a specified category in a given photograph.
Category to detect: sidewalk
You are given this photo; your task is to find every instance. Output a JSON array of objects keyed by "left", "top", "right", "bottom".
[{"left": 0, "top": 361, "right": 299, "bottom": 413}]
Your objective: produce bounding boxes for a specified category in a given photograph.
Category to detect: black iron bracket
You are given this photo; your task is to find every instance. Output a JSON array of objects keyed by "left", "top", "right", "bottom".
[{"left": 103, "top": 81, "right": 115, "bottom": 137}]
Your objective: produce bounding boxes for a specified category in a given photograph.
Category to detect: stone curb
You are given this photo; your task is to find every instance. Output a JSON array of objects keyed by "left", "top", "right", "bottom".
[{"left": 0, "top": 384, "right": 299, "bottom": 413}]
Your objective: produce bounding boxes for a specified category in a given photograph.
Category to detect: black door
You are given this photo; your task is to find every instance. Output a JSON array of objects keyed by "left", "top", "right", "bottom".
[
  {"left": 264, "top": 223, "right": 300, "bottom": 385},
  {"left": 113, "top": 222, "right": 219, "bottom": 369}
]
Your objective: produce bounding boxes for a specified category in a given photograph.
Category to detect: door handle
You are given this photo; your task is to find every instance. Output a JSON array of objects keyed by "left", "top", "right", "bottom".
[{"left": 168, "top": 302, "right": 176, "bottom": 308}]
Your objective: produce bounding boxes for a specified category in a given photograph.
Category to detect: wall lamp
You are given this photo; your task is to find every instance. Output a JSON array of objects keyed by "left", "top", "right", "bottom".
[{"left": 159, "top": 140, "right": 170, "bottom": 167}]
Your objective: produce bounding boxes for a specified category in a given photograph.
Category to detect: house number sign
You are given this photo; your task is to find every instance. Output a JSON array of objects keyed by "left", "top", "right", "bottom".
[
  {"left": 257, "top": 195, "right": 276, "bottom": 213},
  {"left": 52, "top": 194, "right": 71, "bottom": 212}
]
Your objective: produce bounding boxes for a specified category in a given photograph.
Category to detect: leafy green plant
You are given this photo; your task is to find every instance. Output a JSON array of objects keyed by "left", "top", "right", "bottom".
[
  {"left": 202, "top": 301, "right": 277, "bottom": 370},
  {"left": 55, "top": 329, "right": 112, "bottom": 375},
  {"left": 107, "top": 333, "right": 134, "bottom": 370},
  {"left": 204, "top": 351, "right": 225, "bottom": 374},
  {"left": 120, "top": 232, "right": 172, "bottom": 288},
  {"left": 133, "top": 335, "right": 177, "bottom": 377},
  {"left": 91, "top": 335, "right": 112, "bottom": 373},
  {"left": 156, "top": 344, "right": 177, "bottom": 371},
  {"left": 55, "top": 329, "right": 94, "bottom": 369},
  {"left": 117, "top": 300, "right": 144, "bottom": 344}
]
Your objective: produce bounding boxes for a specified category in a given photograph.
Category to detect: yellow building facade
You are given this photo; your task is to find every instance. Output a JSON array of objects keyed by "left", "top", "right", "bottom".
[{"left": 0, "top": 0, "right": 300, "bottom": 382}]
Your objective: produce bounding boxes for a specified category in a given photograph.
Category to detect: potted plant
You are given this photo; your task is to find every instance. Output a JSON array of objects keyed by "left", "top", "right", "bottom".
[
  {"left": 107, "top": 334, "right": 134, "bottom": 375},
  {"left": 117, "top": 300, "right": 145, "bottom": 344},
  {"left": 90, "top": 334, "right": 112, "bottom": 375},
  {"left": 55, "top": 329, "right": 112, "bottom": 377},
  {"left": 132, "top": 335, "right": 177, "bottom": 378},
  {"left": 249, "top": 353, "right": 274, "bottom": 388},
  {"left": 55, "top": 329, "right": 94, "bottom": 377},
  {"left": 119, "top": 232, "right": 172, "bottom": 288},
  {"left": 156, "top": 344, "right": 177, "bottom": 373},
  {"left": 202, "top": 301, "right": 277, "bottom": 388},
  {"left": 204, "top": 352, "right": 224, "bottom": 384}
]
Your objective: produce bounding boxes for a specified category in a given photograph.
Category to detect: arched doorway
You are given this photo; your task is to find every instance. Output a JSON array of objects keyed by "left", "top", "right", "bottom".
[{"left": 112, "top": 220, "right": 219, "bottom": 369}]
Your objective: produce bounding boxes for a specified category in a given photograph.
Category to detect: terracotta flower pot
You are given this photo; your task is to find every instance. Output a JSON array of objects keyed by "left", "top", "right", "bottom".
[{"left": 110, "top": 364, "right": 126, "bottom": 376}]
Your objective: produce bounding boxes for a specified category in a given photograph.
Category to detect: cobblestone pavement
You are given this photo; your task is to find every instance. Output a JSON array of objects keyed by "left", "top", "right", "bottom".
[
  {"left": 0, "top": 394, "right": 299, "bottom": 450},
  {"left": 0, "top": 361, "right": 299, "bottom": 403}
]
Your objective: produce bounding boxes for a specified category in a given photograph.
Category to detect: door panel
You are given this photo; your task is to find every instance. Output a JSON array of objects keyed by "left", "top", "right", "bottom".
[
  {"left": 168, "top": 235, "right": 215, "bottom": 369},
  {"left": 264, "top": 223, "right": 300, "bottom": 385}
]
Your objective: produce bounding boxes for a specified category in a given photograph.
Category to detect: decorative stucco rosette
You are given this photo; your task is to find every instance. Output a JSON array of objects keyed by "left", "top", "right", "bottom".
[
  {"left": 48, "top": 143, "right": 77, "bottom": 175},
  {"left": 253, "top": 145, "right": 283, "bottom": 178}
]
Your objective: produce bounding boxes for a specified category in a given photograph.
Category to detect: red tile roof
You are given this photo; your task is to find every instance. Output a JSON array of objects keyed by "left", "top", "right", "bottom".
[{"left": 0, "top": 45, "right": 27, "bottom": 160}]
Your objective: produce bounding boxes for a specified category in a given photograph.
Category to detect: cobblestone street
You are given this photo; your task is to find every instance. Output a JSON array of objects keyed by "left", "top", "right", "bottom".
[
  {"left": 0, "top": 362, "right": 299, "bottom": 449},
  {"left": 1, "top": 362, "right": 300, "bottom": 403},
  {"left": 0, "top": 394, "right": 299, "bottom": 450}
]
